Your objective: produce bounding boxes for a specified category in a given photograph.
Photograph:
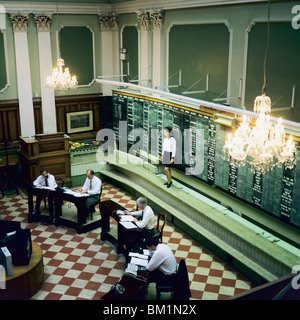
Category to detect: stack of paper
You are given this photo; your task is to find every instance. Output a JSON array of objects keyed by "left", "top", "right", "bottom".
[
  {"left": 119, "top": 221, "right": 137, "bottom": 229},
  {"left": 128, "top": 252, "right": 149, "bottom": 260},
  {"left": 130, "top": 257, "right": 148, "bottom": 267},
  {"left": 120, "top": 215, "right": 134, "bottom": 222},
  {"left": 116, "top": 210, "right": 124, "bottom": 215}
]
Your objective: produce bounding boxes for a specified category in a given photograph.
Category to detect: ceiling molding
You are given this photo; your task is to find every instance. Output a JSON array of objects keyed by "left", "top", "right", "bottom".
[{"left": 1, "top": 0, "right": 272, "bottom": 15}]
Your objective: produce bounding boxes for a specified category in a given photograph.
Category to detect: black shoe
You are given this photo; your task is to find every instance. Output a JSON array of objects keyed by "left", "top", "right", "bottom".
[
  {"left": 167, "top": 182, "right": 172, "bottom": 188},
  {"left": 164, "top": 182, "right": 168, "bottom": 185}
]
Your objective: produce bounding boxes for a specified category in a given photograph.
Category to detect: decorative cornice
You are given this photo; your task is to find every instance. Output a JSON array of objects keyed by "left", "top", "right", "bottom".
[
  {"left": 99, "top": 13, "right": 118, "bottom": 31},
  {"left": 136, "top": 10, "right": 151, "bottom": 30},
  {"left": 9, "top": 13, "right": 29, "bottom": 32},
  {"left": 149, "top": 10, "right": 165, "bottom": 30},
  {"left": 34, "top": 14, "right": 52, "bottom": 32}
]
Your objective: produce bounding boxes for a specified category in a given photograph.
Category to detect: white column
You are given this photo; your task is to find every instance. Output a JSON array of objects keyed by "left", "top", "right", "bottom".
[
  {"left": 10, "top": 14, "right": 35, "bottom": 137},
  {"left": 137, "top": 11, "right": 151, "bottom": 87},
  {"left": 150, "top": 10, "right": 164, "bottom": 90},
  {"left": 99, "top": 14, "right": 120, "bottom": 96},
  {"left": 34, "top": 14, "right": 57, "bottom": 133}
]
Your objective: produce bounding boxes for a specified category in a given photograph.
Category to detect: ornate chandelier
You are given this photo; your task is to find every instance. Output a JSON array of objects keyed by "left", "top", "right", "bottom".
[
  {"left": 222, "top": 0, "right": 296, "bottom": 174},
  {"left": 46, "top": 3, "right": 77, "bottom": 92},
  {"left": 46, "top": 58, "right": 77, "bottom": 92},
  {"left": 222, "top": 97, "right": 296, "bottom": 173}
]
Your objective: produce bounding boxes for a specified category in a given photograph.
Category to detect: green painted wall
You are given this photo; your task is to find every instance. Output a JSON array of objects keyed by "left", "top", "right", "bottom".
[
  {"left": 50, "top": 14, "right": 101, "bottom": 96},
  {"left": 246, "top": 21, "right": 300, "bottom": 122},
  {"left": 0, "top": 32, "right": 7, "bottom": 91},
  {"left": 122, "top": 25, "right": 138, "bottom": 82},
  {"left": 60, "top": 26, "right": 94, "bottom": 86},
  {"left": 168, "top": 23, "right": 229, "bottom": 102}
]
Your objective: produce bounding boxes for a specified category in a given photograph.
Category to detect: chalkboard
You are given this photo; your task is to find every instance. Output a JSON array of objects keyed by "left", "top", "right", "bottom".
[{"left": 112, "top": 91, "right": 300, "bottom": 229}]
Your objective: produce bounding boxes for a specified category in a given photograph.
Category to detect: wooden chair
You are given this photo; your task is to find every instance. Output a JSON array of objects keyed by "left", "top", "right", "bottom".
[{"left": 151, "top": 213, "right": 166, "bottom": 243}]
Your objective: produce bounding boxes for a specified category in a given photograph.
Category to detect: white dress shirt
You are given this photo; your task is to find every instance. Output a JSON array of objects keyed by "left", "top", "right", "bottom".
[
  {"left": 146, "top": 243, "right": 177, "bottom": 275},
  {"left": 33, "top": 174, "right": 57, "bottom": 189},
  {"left": 131, "top": 205, "right": 155, "bottom": 230},
  {"left": 82, "top": 176, "right": 102, "bottom": 195},
  {"left": 162, "top": 137, "right": 176, "bottom": 158}
]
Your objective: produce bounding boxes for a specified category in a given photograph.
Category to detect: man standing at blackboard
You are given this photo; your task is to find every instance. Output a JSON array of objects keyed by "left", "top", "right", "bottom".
[{"left": 161, "top": 127, "right": 176, "bottom": 188}]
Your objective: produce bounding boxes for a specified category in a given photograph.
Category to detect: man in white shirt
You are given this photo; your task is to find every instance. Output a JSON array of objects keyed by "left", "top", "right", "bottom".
[
  {"left": 124, "top": 197, "right": 155, "bottom": 238},
  {"left": 145, "top": 237, "right": 177, "bottom": 286},
  {"left": 79, "top": 169, "right": 102, "bottom": 216},
  {"left": 33, "top": 168, "right": 57, "bottom": 221}
]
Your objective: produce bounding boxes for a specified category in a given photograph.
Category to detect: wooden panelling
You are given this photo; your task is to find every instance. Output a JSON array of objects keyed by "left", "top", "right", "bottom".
[
  {"left": 0, "top": 100, "right": 21, "bottom": 143},
  {"left": 33, "top": 98, "right": 43, "bottom": 135},
  {"left": 0, "top": 94, "right": 103, "bottom": 146},
  {"left": 55, "top": 94, "right": 102, "bottom": 140}
]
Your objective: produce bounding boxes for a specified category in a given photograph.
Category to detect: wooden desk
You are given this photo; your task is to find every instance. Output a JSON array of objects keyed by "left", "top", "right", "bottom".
[
  {"left": 27, "top": 186, "right": 101, "bottom": 234},
  {"left": 0, "top": 242, "right": 44, "bottom": 300},
  {"left": 100, "top": 200, "right": 142, "bottom": 255},
  {"left": 101, "top": 274, "right": 148, "bottom": 300},
  {"left": 27, "top": 186, "right": 56, "bottom": 223}
]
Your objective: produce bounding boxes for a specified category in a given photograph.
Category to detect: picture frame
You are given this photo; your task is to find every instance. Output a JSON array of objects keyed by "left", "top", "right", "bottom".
[{"left": 65, "top": 110, "right": 94, "bottom": 134}]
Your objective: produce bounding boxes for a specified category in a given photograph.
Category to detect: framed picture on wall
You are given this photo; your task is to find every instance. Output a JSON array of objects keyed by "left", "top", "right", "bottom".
[{"left": 65, "top": 110, "right": 94, "bottom": 134}]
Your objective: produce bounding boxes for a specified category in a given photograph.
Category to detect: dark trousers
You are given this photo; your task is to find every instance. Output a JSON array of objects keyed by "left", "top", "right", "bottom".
[
  {"left": 35, "top": 194, "right": 54, "bottom": 217},
  {"left": 86, "top": 194, "right": 100, "bottom": 215},
  {"left": 147, "top": 269, "right": 177, "bottom": 286}
]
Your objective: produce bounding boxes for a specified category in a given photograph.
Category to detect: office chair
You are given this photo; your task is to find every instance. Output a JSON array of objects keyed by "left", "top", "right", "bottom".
[
  {"left": 156, "top": 259, "right": 191, "bottom": 300},
  {"left": 151, "top": 213, "right": 166, "bottom": 243}
]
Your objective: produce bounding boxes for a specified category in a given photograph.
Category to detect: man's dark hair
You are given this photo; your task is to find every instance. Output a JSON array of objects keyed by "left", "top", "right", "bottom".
[
  {"left": 40, "top": 168, "right": 48, "bottom": 174},
  {"left": 145, "top": 237, "right": 159, "bottom": 248},
  {"left": 87, "top": 169, "right": 95, "bottom": 175}
]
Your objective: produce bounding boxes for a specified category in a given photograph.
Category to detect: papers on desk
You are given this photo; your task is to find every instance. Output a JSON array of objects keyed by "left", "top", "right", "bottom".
[
  {"left": 116, "top": 210, "right": 124, "bottom": 215},
  {"left": 119, "top": 221, "right": 137, "bottom": 229},
  {"left": 128, "top": 252, "right": 149, "bottom": 260},
  {"left": 35, "top": 186, "right": 56, "bottom": 191},
  {"left": 120, "top": 215, "right": 134, "bottom": 222},
  {"left": 63, "top": 189, "right": 89, "bottom": 197},
  {"left": 130, "top": 257, "right": 148, "bottom": 267}
]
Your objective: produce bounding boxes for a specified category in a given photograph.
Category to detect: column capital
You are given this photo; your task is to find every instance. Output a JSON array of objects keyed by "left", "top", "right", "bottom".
[
  {"left": 149, "top": 10, "right": 165, "bottom": 31},
  {"left": 99, "top": 13, "right": 118, "bottom": 31},
  {"left": 10, "top": 13, "right": 29, "bottom": 32},
  {"left": 136, "top": 11, "right": 151, "bottom": 31},
  {"left": 34, "top": 14, "right": 52, "bottom": 32}
]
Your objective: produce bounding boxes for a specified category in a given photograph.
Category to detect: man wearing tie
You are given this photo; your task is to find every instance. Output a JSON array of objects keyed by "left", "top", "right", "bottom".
[
  {"left": 33, "top": 168, "right": 57, "bottom": 221},
  {"left": 80, "top": 169, "right": 102, "bottom": 216}
]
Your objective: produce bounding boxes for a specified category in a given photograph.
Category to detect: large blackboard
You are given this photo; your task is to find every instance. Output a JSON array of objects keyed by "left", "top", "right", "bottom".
[{"left": 112, "top": 91, "right": 300, "bottom": 229}]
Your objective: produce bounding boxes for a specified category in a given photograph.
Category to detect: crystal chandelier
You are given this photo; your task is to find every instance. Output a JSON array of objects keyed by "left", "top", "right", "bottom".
[
  {"left": 46, "top": 58, "right": 77, "bottom": 92},
  {"left": 46, "top": 3, "right": 77, "bottom": 92},
  {"left": 222, "top": 0, "right": 296, "bottom": 174}
]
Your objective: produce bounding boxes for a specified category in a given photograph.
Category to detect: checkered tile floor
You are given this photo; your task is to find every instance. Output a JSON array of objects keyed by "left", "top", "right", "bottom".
[{"left": 0, "top": 182, "right": 254, "bottom": 300}]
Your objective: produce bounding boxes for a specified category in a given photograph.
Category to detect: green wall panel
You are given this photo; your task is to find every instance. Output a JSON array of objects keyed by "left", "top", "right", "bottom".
[
  {"left": 0, "top": 32, "right": 7, "bottom": 91},
  {"left": 246, "top": 22, "right": 300, "bottom": 122},
  {"left": 60, "top": 26, "right": 94, "bottom": 86},
  {"left": 168, "top": 23, "right": 229, "bottom": 102},
  {"left": 122, "top": 26, "right": 138, "bottom": 82}
]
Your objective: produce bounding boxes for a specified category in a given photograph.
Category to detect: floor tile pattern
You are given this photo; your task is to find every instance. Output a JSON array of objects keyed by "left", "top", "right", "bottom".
[{"left": 0, "top": 182, "right": 254, "bottom": 300}]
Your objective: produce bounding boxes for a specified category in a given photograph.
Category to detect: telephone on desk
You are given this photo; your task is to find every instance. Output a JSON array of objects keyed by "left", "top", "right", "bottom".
[{"left": 124, "top": 263, "right": 138, "bottom": 277}]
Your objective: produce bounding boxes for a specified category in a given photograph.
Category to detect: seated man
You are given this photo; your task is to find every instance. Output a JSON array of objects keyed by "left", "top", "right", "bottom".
[
  {"left": 33, "top": 168, "right": 57, "bottom": 222},
  {"left": 145, "top": 237, "right": 177, "bottom": 285},
  {"left": 124, "top": 197, "right": 155, "bottom": 238},
  {"left": 79, "top": 169, "right": 102, "bottom": 216}
]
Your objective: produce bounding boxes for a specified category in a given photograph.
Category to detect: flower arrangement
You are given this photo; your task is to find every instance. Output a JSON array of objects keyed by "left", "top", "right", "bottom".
[{"left": 69, "top": 141, "right": 85, "bottom": 150}]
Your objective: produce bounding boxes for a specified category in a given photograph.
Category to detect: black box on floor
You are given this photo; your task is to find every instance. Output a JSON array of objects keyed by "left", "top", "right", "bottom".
[{"left": 4, "top": 229, "right": 32, "bottom": 266}]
